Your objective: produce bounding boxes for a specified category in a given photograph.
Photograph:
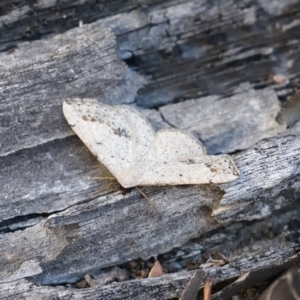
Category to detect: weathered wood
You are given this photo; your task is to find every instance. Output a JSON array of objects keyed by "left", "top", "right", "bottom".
[
  {"left": 0, "top": 136, "right": 112, "bottom": 224},
  {"left": 161, "top": 203, "right": 300, "bottom": 274},
  {"left": 0, "top": 246, "right": 298, "bottom": 299},
  {"left": 3, "top": 12, "right": 290, "bottom": 159},
  {"left": 1, "top": 0, "right": 300, "bottom": 299},
  {"left": 0, "top": 272, "right": 194, "bottom": 300},
  {"left": 0, "top": 21, "right": 145, "bottom": 156},
  {"left": 1, "top": 115, "right": 298, "bottom": 227},
  {"left": 0, "top": 16, "right": 293, "bottom": 225},
  {"left": 160, "top": 88, "right": 285, "bottom": 154},
  {"left": 111, "top": 0, "right": 300, "bottom": 106},
  {"left": 277, "top": 90, "right": 300, "bottom": 127},
  {"left": 0, "top": 124, "right": 299, "bottom": 286},
  {"left": 214, "top": 121, "right": 300, "bottom": 223},
  {"left": 179, "top": 270, "right": 204, "bottom": 300},
  {"left": 0, "top": 0, "right": 148, "bottom": 52},
  {"left": 1, "top": 0, "right": 300, "bottom": 107},
  {"left": 210, "top": 252, "right": 300, "bottom": 300},
  {"left": 258, "top": 265, "right": 300, "bottom": 300}
]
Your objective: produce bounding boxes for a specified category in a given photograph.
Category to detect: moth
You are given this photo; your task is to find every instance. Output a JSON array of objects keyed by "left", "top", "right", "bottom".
[{"left": 63, "top": 99, "right": 239, "bottom": 188}]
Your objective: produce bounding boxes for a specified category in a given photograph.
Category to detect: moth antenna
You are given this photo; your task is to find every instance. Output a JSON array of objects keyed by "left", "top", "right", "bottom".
[{"left": 89, "top": 182, "right": 114, "bottom": 195}]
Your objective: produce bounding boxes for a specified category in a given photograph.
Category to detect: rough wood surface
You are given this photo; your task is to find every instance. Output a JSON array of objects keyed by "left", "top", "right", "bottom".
[
  {"left": 214, "top": 121, "right": 300, "bottom": 223},
  {"left": 1, "top": 0, "right": 300, "bottom": 105},
  {"left": 160, "top": 88, "right": 285, "bottom": 154},
  {"left": 0, "top": 22, "right": 145, "bottom": 156},
  {"left": 1, "top": 123, "right": 299, "bottom": 286},
  {"left": 0, "top": 247, "right": 299, "bottom": 299},
  {"left": 1, "top": 0, "right": 300, "bottom": 299}
]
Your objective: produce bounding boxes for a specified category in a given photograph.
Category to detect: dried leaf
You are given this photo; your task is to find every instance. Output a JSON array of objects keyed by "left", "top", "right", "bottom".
[{"left": 148, "top": 260, "right": 165, "bottom": 278}]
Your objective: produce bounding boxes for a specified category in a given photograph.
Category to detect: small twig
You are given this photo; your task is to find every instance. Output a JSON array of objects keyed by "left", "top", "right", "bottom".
[
  {"left": 84, "top": 274, "right": 94, "bottom": 287},
  {"left": 204, "top": 278, "right": 212, "bottom": 300}
]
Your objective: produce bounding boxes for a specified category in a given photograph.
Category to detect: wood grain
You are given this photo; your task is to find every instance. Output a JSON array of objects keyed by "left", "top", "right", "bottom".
[{"left": 1, "top": 0, "right": 300, "bottom": 299}]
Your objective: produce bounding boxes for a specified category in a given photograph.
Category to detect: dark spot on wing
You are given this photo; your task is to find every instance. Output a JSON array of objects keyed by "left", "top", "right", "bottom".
[
  {"left": 179, "top": 159, "right": 196, "bottom": 165},
  {"left": 113, "top": 127, "right": 131, "bottom": 139},
  {"left": 82, "top": 115, "right": 88, "bottom": 121},
  {"left": 205, "top": 163, "right": 218, "bottom": 173},
  {"left": 187, "top": 159, "right": 195, "bottom": 164}
]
